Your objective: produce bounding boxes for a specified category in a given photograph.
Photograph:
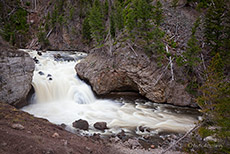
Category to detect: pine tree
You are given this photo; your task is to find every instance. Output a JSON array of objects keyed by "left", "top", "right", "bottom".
[
  {"left": 88, "top": 0, "right": 105, "bottom": 45},
  {"left": 153, "top": 0, "right": 163, "bottom": 27},
  {"left": 197, "top": 53, "right": 230, "bottom": 153},
  {"left": 204, "top": 0, "right": 226, "bottom": 55},
  {"left": 123, "top": 0, "right": 155, "bottom": 43},
  {"left": 123, "top": 0, "right": 137, "bottom": 36},
  {"left": 183, "top": 18, "right": 201, "bottom": 73},
  {"left": 113, "top": 0, "right": 124, "bottom": 31},
  {"left": 82, "top": 16, "right": 92, "bottom": 40},
  {"left": 151, "top": 0, "right": 165, "bottom": 55}
]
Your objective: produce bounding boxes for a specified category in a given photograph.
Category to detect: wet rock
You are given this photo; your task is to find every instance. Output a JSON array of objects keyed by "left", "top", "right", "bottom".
[
  {"left": 92, "top": 133, "right": 101, "bottom": 141},
  {"left": 93, "top": 122, "right": 108, "bottom": 131},
  {"left": 47, "top": 74, "right": 52, "bottom": 77},
  {"left": 139, "top": 126, "right": 145, "bottom": 132},
  {"left": 33, "top": 57, "right": 39, "bottom": 64},
  {"left": 137, "top": 126, "right": 151, "bottom": 133},
  {"left": 143, "top": 135, "right": 150, "bottom": 140},
  {"left": 38, "top": 71, "right": 45, "bottom": 75},
  {"left": 0, "top": 37, "right": 35, "bottom": 107},
  {"left": 60, "top": 123, "right": 66, "bottom": 129},
  {"left": 54, "top": 54, "right": 75, "bottom": 62},
  {"left": 11, "top": 124, "right": 25, "bottom": 130},
  {"left": 54, "top": 54, "right": 61, "bottom": 59},
  {"left": 37, "top": 51, "right": 42, "bottom": 56},
  {"left": 117, "top": 130, "right": 126, "bottom": 140},
  {"left": 72, "top": 119, "right": 89, "bottom": 130}
]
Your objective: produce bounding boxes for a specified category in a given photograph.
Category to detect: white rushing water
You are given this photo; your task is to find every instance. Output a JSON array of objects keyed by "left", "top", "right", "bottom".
[{"left": 21, "top": 49, "right": 198, "bottom": 135}]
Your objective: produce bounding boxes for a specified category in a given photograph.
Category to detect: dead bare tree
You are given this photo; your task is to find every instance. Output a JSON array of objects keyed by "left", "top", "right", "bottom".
[
  {"left": 166, "top": 45, "right": 174, "bottom": 81},
  {"left": 160, "top": 124, "right": 201, "bottom": 154},
  {"left": 153, "top": 58, "right": 175, "bottom": 87}
]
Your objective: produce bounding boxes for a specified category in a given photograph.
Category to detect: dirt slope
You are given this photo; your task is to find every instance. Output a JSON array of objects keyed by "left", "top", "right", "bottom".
[{"left": 0, "top": 102, "right": 121, "bottom": 154}]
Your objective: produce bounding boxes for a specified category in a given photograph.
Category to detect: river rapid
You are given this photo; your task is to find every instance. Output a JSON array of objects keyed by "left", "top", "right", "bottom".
[{"left": 21, "top": 49, "right": 199, "bottom": 137}]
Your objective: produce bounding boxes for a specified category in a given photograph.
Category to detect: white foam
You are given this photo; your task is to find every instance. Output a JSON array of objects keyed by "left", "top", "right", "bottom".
[{"left": 22, "top": 49, "right": 197, "bottom": 135}]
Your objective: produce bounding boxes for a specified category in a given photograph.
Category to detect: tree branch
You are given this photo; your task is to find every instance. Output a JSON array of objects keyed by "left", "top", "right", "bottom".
[
  {"left": 46, "top": 28, "right": 53, "bottom": 39},
  {"left": 160, "top": 124, "right": 201, "bottom": 154},
  {"left": 127, "top": 42, "right": 138, "bottom": 56}
]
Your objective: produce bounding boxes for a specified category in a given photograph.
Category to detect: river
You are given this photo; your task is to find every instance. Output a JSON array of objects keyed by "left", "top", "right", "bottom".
[{"left": 21, "top": 49, "right": 199, "bottom": 137}]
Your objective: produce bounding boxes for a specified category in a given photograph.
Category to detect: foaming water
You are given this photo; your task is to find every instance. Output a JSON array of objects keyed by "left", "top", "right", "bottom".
[{"left": 21, "top": 49, "right": 198, "bottom": 135}]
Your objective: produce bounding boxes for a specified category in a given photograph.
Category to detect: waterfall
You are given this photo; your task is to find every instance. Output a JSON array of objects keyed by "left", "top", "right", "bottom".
[{"left": 21, "top": 49, "right": 198, "bottom": 135}]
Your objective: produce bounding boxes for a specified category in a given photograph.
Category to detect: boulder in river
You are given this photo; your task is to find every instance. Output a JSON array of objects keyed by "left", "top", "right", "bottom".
[
  {"left": 38, "top": 71, "right": 45, "bottom": 75},
  {"left": 37, "top": 51, "right": 42, "bottom": 56},
  {"left": 72, "top": 119, "right": 89, "bottom": 131},
  {"left": 75, "top": 46, "right": 197, "bottom": 107},
  {"left": 93, "top": 122, "right": 108, "bottom": 131},
  {"left": 33, "top": 57, "right": 39, "bottom": 64}
]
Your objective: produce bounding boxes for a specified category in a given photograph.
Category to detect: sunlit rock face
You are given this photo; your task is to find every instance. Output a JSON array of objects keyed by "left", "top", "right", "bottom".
[
  {"left": 75, "top": 46, "right": 196, "bottom": 107},
  {"left": 0, "top": 38, "right": 34, "bottom": 107}
]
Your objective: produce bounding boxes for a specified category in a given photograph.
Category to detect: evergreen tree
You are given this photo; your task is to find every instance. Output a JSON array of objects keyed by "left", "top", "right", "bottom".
[
  {"left": 88, "top": 0, "right": 105, "bottom": 45},
  {"left": 197, "top": 53, "right": 230, "bottom": 153},
  {"left": 82, "top": 16, "right": 92, "bottom": 40},
  {"left": 151, "top": 0, "right": 165, "bottom": 57},
  {"left": 123, "top": 0, "right": 137, "bottom": 36},
  {"left": 204, "top": 0, "right": 227, "bottom": 55},
  {"left": 113, "top": 0, "right": 124, "bottom": 31},
  {"left": 183, "top": 18, "right": 201, "bottom": 73},
  {"left": 153, "top": 0, "right": 163, "bottom": 27}
]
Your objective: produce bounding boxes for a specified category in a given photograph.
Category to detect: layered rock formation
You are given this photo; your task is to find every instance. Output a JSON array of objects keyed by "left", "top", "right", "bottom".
[
  {"left": 0, "top": 37, "right": 34, "bottom": 107},
  {"left": 76, "top": 46, "right": 196, "bottom": 107}
]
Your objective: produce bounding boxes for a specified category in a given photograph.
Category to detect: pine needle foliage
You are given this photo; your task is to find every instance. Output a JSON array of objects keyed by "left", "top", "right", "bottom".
[
  {"left": 88, "top": 0, "right": 105, "bottom": 45},
  {"left": 196, "top": 53, "right": 230, "bottom": 153}
]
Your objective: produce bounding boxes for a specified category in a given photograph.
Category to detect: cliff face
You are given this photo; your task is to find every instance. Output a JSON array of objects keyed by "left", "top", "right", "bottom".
[
  {"left": 76, "top": 46, "right": 197, "bottom": 107},
  {"left": 75, "top": 0, "right": 201, "bottom": 107},
  {"left": 0, "top": 37, "right": 34, "bottom": 108}
]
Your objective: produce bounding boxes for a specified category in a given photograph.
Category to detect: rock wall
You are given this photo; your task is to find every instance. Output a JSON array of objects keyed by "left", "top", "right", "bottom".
[
  {"left": 0, "top": 38, "right": 35, "bottom": 107},
  {"left": 76, "top": 46, "right": 197, "bottom": 107}
]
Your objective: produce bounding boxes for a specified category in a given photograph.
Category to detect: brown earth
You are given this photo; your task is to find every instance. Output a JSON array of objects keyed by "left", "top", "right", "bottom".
[{"left": 0, "top": 102, "right": 121, "bottom": 154}]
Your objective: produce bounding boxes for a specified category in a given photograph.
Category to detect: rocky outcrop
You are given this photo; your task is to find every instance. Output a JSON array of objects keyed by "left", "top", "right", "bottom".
[
  {"left": 76, "top": 46, "right": 197, "bottom": 107},
  {"left": 0, "top": 37, "right": 34, "bottom": 107}
]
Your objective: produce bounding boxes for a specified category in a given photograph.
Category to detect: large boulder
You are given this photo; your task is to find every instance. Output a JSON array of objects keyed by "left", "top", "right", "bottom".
[
  {"left": 94, "top": 122, "right": 108, "bottom": 131},
  {"left": 75, "top": 46, "right": 197, "bottom": 107},
  {"left": 0, "top": 37, "right": 35, "bottom": 107},
  {"left": 72, "top": 119, "right": 89, "bottom": 131}
]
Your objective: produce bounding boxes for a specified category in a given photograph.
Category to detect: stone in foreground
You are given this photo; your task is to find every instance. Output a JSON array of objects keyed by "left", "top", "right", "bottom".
[{"left": 72, "top": 119, "right": 89, "bottom": 130}]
